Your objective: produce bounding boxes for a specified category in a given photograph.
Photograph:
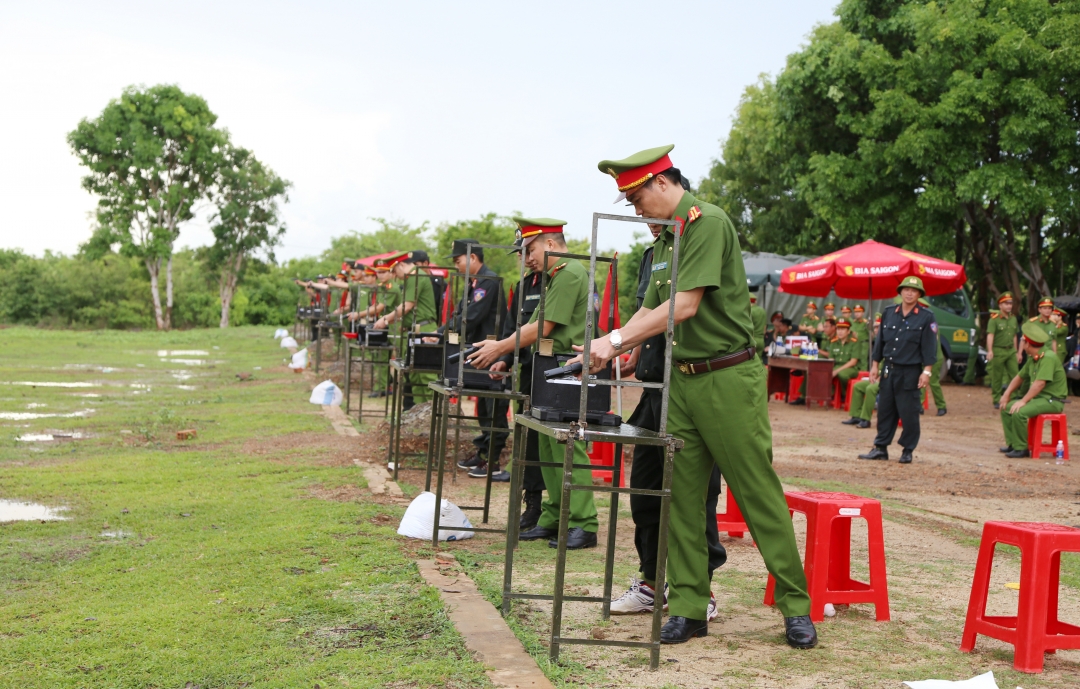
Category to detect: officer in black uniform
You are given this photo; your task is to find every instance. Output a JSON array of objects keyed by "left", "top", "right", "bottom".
[
  {"left": 611, "top": 222, "right": 727, "bottom": 614},
  {"left": 494, "top": 237, "right": 545, "bottom": 528},
  {"left": 858, "top": 276, "right": 938, "bottom": 464},
  {"left": 440, "top": 240, "right": 510, "bottom": 481}
]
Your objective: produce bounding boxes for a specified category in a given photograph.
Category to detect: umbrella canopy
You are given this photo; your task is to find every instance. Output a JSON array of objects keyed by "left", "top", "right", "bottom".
[
  {"left": 779, "top": 240, "right": 966, "bottom": 298},
  {"left": 743, "top": 252, "right": 804, "bottom": 289}
]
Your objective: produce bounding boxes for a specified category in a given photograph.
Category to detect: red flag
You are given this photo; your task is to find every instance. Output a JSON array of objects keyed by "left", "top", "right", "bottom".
[{"left": 599, "top": 253, "right": 620, "bottom": 333}]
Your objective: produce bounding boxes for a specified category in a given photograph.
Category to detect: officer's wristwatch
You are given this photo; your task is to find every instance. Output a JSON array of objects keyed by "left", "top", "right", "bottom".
[
  {"left": 922, "top": 368, "right": 932, "bottom": 376},
  {"left": 610, "top": 329, "right": 623, "bottom": 351}
]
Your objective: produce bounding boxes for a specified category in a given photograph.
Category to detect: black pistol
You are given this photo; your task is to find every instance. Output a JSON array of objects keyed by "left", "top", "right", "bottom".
[
  {"left": 544, "top": 361, "right": 583, "bottom": 380},
  {"left": 448, "top": 345, "right": 481, "bottom": 364}
]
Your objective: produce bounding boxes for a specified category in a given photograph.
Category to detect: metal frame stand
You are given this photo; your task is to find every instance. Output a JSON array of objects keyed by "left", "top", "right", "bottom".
[
  {"left": 343, "top": 340, "right": 395, "bottom": 420},
  {"left": 499, "top": 212, "right": 683, "bottom": 670},
  {"left": 387, "top": 358, "right": 443, "bottom": 479},
  {"left": 426, "top": 383, "right": 527, "bottom": 547}
]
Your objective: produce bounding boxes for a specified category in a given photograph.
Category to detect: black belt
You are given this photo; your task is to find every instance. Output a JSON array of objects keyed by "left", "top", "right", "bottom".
[{"left": 676, "top": 347, "right": 755, "bottom": 375}]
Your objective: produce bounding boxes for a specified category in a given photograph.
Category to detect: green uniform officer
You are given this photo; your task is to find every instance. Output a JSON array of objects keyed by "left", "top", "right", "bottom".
[
  {"left": 1052, "top": 308, "right": 1069, "bottom": 366},
  {"left": 367, "top": 271, "right": 400, "bottom": 396},
  {"left": 827, "top": 318, "right": 864, "bottom": 396},
  {"left": 374, "top": 252, "right": 439, "bottom": 407},
  {"left": 999, "top": 322, "right": 1069, "bottom": 458},
  {"left": 799, "top": 303, "right": 820, "bottom": 340},
  {"left": 750, "top": 294, "right": 767, "bottom": 358},
  {"left": 583, "top": 145, "right": 815, "bottom": 648},
  {"left": 1030, "top": 297, "right": 1058, "bottom": 356},
  {"left": 850, "top": 305, "right": 870, "bottom": 346},
  {"left": 928, "top": 337, "right": 947, "bottom": 415},
  {"left": 843, "top": 315, "right": 881, "bottom": 428},
  {"left": 465, "top": 218, "right": 599, "bottom": 550},
  {"left": 986, "top": 293, "right": 1020, "bottom": 407}
]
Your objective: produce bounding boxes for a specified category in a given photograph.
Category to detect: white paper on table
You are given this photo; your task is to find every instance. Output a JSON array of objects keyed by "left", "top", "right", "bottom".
[{"left": 903, "top": 671, "right": 1011, "bottom": 689}]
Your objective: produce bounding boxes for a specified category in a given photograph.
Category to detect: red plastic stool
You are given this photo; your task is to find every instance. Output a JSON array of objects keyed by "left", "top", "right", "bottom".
[
  {"left": 716, "top": 488, "right": 748, "bottom": 539},
  {"left": 587, "top": 442, "right": 625, "bottom": 487},
  {"left": 844, "top": 372, "right": 871, "bottom": 412},
  {"left": 960, "top": 521, "right": 1080, "bottom": 673},
  {"left": 830, "top": 377, "right": 844, "bottom": 409},
  {"left": 787, "top": 374, "right": 801, "bottom": 402},
  {"left": 1028, "top": 414, "right": 1069, "bottom": 461},
  {"left": 764, "top": 491, "right": 890, "bottom": 622}
]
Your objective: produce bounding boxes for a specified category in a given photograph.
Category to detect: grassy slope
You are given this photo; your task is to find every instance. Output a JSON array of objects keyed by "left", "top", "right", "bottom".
[{"left": 0, "top": 326, "right": 488, "bottom": 689}]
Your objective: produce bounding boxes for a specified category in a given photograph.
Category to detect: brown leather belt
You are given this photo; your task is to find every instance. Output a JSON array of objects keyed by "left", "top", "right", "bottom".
[{"left": 676, "top": 347, "right": 756, "bottom": 375}]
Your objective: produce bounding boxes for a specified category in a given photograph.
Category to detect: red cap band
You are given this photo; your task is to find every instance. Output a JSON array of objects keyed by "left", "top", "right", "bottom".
[{"left": 616, "top": 154, "right": 673, "bottom": 192}]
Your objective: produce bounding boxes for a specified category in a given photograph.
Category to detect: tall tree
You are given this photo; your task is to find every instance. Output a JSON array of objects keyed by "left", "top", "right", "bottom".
[
  {"left": 68, "top": 84, "right": 227, "bottom": 329},
  {"left": 208, "top": 146, "right": 290, "bottom": 328}
]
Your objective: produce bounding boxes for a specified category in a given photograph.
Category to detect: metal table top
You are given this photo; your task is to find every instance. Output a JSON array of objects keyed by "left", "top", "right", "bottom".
[{"left": 514, "top": 413, "right": 682, "bottom": 449}]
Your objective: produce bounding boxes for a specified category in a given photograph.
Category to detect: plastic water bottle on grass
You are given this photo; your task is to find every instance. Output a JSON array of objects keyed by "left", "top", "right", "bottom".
[{"left": 1056, "top": 440, "right": 1065, "bottom": 465}]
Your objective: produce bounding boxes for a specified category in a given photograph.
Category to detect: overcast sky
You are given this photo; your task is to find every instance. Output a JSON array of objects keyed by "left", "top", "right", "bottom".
[{"left": 1, "top": 1, "right": 838, "bottom": 260}]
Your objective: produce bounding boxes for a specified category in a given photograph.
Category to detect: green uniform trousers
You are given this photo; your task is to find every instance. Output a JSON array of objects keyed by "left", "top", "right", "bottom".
[
  {"left": 666, "top": 360, "right": 810, "bottom": 619},
  {"left": 536, "top": 434, "right": 598, "bottom": 533},
  {"left": 989, "top": 350, "right": 1019, "bottom": 404},
  {"left": 373, "top": 349, "right": 392, "bottom": 392},
  {"left": 835, "top": 368, "right": 860, "bottom": 397},
  {"left": 849, "top": 380, "right": 879, "bottom": 420},
  {"left": 407, "top": 372, "right": 437, "bottom": 404},
  {"left": 1001, "top": 398, "right": 1064, "bottom": 450},
  {"left": 929, "top": 357, "right": 946, "bottom": 411}
]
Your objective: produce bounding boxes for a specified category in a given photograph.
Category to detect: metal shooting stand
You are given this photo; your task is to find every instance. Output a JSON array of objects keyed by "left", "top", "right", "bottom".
[
  {"left": 386, "top": 265, "right": 452, "bottom": 480},
  {"left": 313, "top": 287, "right": 345, "bottom": 374},
  {"left": 343, "top": 283, "right": 395, "bottom": 421},
  {"left": 424, "top": 242, "right": 528, "bottom": 547},
  {"left": 500, "top": 213, "right": 683, "bottom": 670}
]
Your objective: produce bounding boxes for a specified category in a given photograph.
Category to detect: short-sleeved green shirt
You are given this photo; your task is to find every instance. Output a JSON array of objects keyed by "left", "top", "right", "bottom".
[
  {"left": 799, "top": 314, "right": 820, "bottom": 333},
  {"left": 642, "top": 192, "right": 753, "bottom": 362},
  {"left": 1028, "top": 317, "right": 1056, "bottom": 345},
  {"left": 825, "top": 336, "right": 861, "bottom": 368},
  {"left": 987, "top": 313, "right": 1018, "bottom": 351},
  {"left": 401, "top": 271, "right": 437, "bottom": 326},
  {"left": 1053, "top": 322, "right": 1068, "bottom": 356},
  {"left": 850, "top": 318, "right": 870, "bottom": 344},
  {"left": 376, "top": 283, "right": 400, "bottom": 313},
  {"left": 531, "top": 257, "right": 589, "bottom": 354},
  {"left": 1018, "top": 351, "right": 1068, "bottom": 400}
]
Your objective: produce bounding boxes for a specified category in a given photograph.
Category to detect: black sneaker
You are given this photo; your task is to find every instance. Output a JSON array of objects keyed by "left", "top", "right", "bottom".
[
  {"left": 457, "top": 454, "right": 484, "bottom": 470},
  {"left": 936, "top": 408, "right": 947, "bottom": 416},
  {"left": 520, "top": 491, "right": 543, "bottom": 531},
  {"left": 489, "top": 470, "right": 510, "bottom": 483},
  {"left": 841, "top": 417, "right": 862, "bottom": 426},
  {"left": 467, "top": 462, "right": 489, "bottom": 478}
]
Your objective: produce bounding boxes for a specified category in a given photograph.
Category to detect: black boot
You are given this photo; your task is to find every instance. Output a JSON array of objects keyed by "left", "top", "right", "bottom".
[
  {"left": 660, "top": 616, "right": 708, "bottom": 644},
  {"left": 841, "top": 417, "right": 861, "bottom": 426},
  {"left": 520, "top": 491, "right": 542, "bottom": 531},
  {"left": 784, "top": 615, "right": 818, "bottom": 649},
  {"left": 858, "top": 446, "right": 888, "bottom": 461},
  {"left": 999, "top": 446, "right": 1013, "bottom": 453},
  {"left": 857, "top": 419, "right": 871, "bottom": 429},
  {"left": 1005, "top": 448, "right": 1031, "bottom": 458},
  {"left": 519, "top": 524, "right": 558, "bottom": 541},
  {"left": 936, "top": 408, "right": 947, "bottom": 416},
  {"left": 899, "top": 449, "right": 913, "bottom": 464},
  {"left": 548, "top": 527, "right": 597, "bottom": 550}
]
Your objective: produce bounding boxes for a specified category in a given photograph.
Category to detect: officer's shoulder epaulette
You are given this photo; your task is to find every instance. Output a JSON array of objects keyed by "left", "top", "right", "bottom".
[
  {"left": 550, "top": 264, "right": 566, "bottom": 278},
  {"left": 830, "top": 336, "right": 839, "bottom": 343},
  {"left": 850, "top": 335, "right": 859, "bottom": 342},
  {"left": 1028, "top": 316, "right": 1039, "bottom": 322}
]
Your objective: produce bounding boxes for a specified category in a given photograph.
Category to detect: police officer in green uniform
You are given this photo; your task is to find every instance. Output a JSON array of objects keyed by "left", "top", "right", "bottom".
[
  {"left": 1030, "top": 297, "right": 1058, "bottom": 356},
  {"left": 1052, "top": 307, "right": 1069, "bottom": 366},
  {"left": 361, "top": 267, "right": 400, "bottom": 397},
  {"left": 827, "top": 318, "right": 864, "bottom": 398},
  {"left": 858, "top": 277, "right": 938, "bottom": 465},
  {"left": 374, "top": 252, "right": 439, "bottom": 408},
  {"left": 986, "top": 292, "right": 1020, "bottom": 408},
  {"left": 999, "top": 322, "right": 1069, "bottom": 457},
  {"left": 843, "top": 315, "right": 881, "bottom": 428},
  {"left": 799, "top": 302, "right": 820, "bottom": 340},
  {"left": 580, "top": 145, "right": 815, "bottom": 648},
  {"left": 468, "top": 218, "right": 599, "bottom": 550},
  {"left": 850, "top": 305, "right": 870, "bottom": 344}
]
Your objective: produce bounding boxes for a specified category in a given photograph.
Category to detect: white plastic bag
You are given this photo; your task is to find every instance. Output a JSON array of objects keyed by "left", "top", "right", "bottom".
[
  {"left": 309, "top": 380, "right": 343, "bottom": 406},
  {"left": 903, "top": 671, "right": 1003, "bottom": 689},
  {"left": 290, "top": 348, "right": 308, "bottom": 371},
  {"left": 397, "top": 492, "right": 474, "bottom": 542},
  {"left": 280, "top": 336, "right": 298, "bottom": 349},
  {"left": 273, "top": 328, "right": 289, "bottom": 339}
]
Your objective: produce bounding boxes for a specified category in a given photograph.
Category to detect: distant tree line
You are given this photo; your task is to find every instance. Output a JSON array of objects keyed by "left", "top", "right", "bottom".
[{"left": 698, "top": 0, "right": 1080, "bottom": 316}]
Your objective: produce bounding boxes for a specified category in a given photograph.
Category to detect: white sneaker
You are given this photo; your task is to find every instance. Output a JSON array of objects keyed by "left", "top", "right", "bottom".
[
  {"left": 706, "top": 592, "right": 719, "bottom": 622},
  {"left": 610, "top": 578, "right": 656, "bottom": 615}
]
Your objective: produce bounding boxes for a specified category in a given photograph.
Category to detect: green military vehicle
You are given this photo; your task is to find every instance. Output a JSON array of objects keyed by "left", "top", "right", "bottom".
[{"left": 924, "top": 288, "right": 982, "bottom": 382}]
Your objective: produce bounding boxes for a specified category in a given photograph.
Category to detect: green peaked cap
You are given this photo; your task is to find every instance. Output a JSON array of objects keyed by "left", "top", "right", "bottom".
[
  {"left": 511, "top": 217, "right": 566, "bottom": 228},
  {"left": 1021, "top": 321, "right": 1050, "bottom": 345},
  {"left": 596, "top": 144, "right": 675, "bottom": 176}
]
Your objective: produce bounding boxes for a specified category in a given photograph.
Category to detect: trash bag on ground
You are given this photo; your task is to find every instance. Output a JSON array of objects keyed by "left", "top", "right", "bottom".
[
  {"left": 290, "top": 348, "right": 308, "bottom": 371},
  {"left": 397, "top": 492, "right": 474, "bottom": 541},
  {"left": 280, "top": 336, "right": 298, "bottom": 348},
  {"left": 309, "top": 380, "right": 343, "bottom": 406},
  {"left": 273, "top": 328, "right": 289, "bottom": 339},
  {"left": 903, "top": 671, "right": 1005, "bottom": 689}
]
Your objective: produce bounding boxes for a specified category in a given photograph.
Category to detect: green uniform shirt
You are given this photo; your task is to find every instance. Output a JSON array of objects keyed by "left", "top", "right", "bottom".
[
  {"left": 850, "top": 318, "right": 870, "bottom": 344},
  {"left": 1028, "top": 317, "right": 1056, "bottom": 346},
  {"left": 1019, "top": 351, "right": 1068, "bottom": 400},
  {"left": 377, "top": 282, "right": 400, "bottom": 314},
  {"left": 987, "top": 313, "right": 1018, "bottom": 351},
  {"left": 402, "top": 271, "right": 437, "bottom": 326},
  {"left": 799, "top": 314, "right": 820, "bottom": 334},
  {"left": 825, "top": 336, "right": 861, "bottom": 368},
  {"left": 642, "top": 192, "right": 753, "bottom": 362},
  {"left": 751, "top": 304, "right": 767, "bottom": 353},
  {"left": 1053, "top": 322, "right": 1069, "bottom": 357},
  {"left": 531, "top": 257, "right": 589, "bottom": 354}
]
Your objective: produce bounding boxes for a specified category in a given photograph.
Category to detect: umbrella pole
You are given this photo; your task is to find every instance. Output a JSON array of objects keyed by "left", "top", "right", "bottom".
[{"left": 867, "top": 279, "right": 873, "bottom": 367}]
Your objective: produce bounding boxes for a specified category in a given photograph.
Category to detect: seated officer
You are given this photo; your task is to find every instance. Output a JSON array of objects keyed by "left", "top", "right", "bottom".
[
  {"left": 466, "top": 218, "right": 599, "bottom": 550},
  {"left": 843, "top": 315, "right": 881, "bottom": 428},
  {"left": 999, "top": 322, "right": 1069, "bottom": 458},
  {"left": 790, "top": 317, "right": 836, "bottom": 405},
  {"left": 827, "top": 317, "right": 864, "bottom": 395}
]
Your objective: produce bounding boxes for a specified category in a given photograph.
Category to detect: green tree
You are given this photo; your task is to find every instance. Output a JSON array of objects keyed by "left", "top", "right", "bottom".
[
  {"left": 68, "top": 84, "right": 227, "bottom": 330},
  {"left": 208, "top": 146, "right": 290, "bottom": 327}
]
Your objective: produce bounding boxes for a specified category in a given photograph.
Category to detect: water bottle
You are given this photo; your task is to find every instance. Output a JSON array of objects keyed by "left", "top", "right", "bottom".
[{"left": 1056, "top": 440, "right": 1065, "bottom": 465}]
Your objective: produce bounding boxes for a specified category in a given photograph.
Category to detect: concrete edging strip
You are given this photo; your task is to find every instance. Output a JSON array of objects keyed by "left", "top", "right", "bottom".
[{"left": 417, "top": 557, "right": 555, "bottom": 689}]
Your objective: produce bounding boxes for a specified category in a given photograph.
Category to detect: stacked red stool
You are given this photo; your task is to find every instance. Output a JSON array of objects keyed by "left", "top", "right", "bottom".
[
  {"left": 586, "top": 442, "right": 625, "bottom": 487},
  {"left": 764, "top": 491, "right": 890, "bottom": 622},
  {"left": 1028, "top": 414, "right": 1069, "bottom": 461},
  {"left": 961, "top": 521, "right": 1080, "bottom": 673},
  {"left": 844, "top": 372, "right": 871, "bottom": 413},
  {"left": 716, "top": 488, "right": 749, "bottom": 539}
]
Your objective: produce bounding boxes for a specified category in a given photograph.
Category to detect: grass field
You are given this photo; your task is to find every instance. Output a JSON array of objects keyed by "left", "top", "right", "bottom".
[{"left": 0, "top": 326, "right": 489, "bottom": 688}]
